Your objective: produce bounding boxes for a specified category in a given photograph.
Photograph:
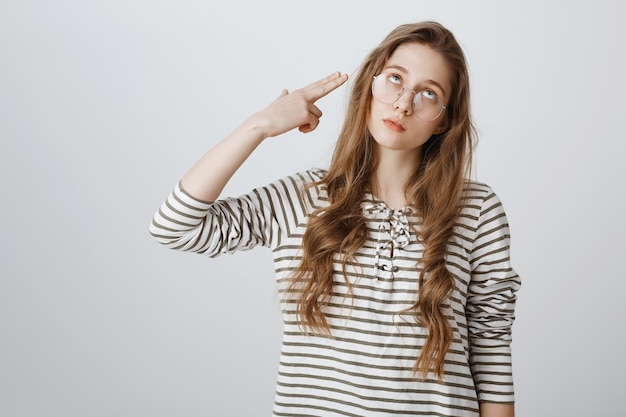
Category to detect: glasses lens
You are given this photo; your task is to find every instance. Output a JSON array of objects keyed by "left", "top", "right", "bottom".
[
  {"left": 372, "top": 74, "right": 402, "bottom": 104},
  {"left": 413, "top": 91, "right": 444, "bottom": 121}
]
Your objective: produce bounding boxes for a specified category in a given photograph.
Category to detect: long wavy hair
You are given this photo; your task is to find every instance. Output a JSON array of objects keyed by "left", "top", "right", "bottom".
[{"left": 288, "top": 21, "right": 476, "bottom": 379}]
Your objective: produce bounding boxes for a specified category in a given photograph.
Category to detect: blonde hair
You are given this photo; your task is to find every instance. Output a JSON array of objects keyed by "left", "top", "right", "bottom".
[{"left": 289, "top": 21, "right": 476, "bottom": 379}]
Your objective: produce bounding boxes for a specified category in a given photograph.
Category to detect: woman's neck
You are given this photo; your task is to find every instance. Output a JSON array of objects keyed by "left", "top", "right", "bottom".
[{"left": 371, "top": 147, "right": 421, "bottom": 209}]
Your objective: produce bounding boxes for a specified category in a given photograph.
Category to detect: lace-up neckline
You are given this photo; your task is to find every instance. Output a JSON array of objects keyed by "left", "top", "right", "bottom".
[{"left": 362, "top": 197, "right": 415, "bottom": 280}]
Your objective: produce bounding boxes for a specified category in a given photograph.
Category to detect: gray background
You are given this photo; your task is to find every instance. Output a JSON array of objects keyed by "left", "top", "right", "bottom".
[{"left": 1, "top": 1, "right": 624, "bottom": 416}]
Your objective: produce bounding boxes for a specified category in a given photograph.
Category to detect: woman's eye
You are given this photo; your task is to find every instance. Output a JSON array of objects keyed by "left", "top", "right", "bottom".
[
  {"left": 389, "top": 74, "right": 402, "bottom": 85},
  {"left": 421, "top": 90, "right": 437, "bottom": 101}
]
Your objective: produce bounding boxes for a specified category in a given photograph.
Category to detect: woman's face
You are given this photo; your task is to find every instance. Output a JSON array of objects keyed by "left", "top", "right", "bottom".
[{"left": 367, "top": 42, "right": 452, "bottom": 158}]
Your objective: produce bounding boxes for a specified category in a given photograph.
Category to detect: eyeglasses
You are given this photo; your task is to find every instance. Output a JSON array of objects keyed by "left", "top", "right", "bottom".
[{"left": 372, "top": 73, "right": 447, "bottom": 121}]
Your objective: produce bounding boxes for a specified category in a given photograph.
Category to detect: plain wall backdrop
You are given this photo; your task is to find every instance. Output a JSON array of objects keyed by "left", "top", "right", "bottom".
[{"left": 1, "top": 1, "right": 624, "bottom": 416}]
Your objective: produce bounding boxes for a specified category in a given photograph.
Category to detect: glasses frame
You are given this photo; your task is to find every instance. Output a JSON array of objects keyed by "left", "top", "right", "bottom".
[{"left": 372, "top": 74, "right": 447, "bottom": 121}]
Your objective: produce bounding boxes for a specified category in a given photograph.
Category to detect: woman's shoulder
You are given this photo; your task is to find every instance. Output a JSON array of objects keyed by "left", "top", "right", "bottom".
[
  {"left": 462, "top": 180, "right": 501, "bottom": 203},
  {"left": 460, "top": 179, "right": 510, "bottom": 222},
  {"left": 298, "top": 167, "right": 328, "bottom": 183},
  {"left": 273, "top": 167, "right": 327, "bottom": 190},
  {"left": 264, "top": 167, "right": 329, "bottom": 209}
]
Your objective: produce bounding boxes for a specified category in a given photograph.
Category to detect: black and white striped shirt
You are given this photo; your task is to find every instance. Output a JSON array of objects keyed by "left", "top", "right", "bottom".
[{"left": 150, "top": 168, "right": 521, "bottom": 416}]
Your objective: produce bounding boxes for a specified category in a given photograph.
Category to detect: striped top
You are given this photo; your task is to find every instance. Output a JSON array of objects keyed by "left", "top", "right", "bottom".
[{"left": 150, "top": 168, "right": 521, "bottom": 416}]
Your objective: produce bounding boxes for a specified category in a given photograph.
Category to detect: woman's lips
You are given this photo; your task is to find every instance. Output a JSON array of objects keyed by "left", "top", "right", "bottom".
[{"left": 383, "top": 118, "right": 405, "bottom": 132}]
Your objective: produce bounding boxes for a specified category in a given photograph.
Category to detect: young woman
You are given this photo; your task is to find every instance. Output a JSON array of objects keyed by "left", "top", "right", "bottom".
[{"left": 150, "top": 21, "right": 520, "bottom": 417}]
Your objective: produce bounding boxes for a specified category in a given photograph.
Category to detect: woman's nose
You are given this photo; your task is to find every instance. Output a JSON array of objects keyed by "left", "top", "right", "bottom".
[{"left": 394, "top": 90, "right": 415, "bottom": 115}]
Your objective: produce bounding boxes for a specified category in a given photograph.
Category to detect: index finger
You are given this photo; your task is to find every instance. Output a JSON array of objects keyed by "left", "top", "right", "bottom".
[{"left": 302, "top": 72, "right": 349, "bottom": 102}]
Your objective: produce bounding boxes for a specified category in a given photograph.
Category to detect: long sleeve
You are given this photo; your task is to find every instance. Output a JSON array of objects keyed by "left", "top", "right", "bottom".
[
  {"left": 149, "top": 180, "right": 281, "bottom": 257},
  {"left": 466, "top": 188, "right": 521, "bottom": 403},
  {"left": 149, "top": 169, "right": 325, "bottom": 257}
]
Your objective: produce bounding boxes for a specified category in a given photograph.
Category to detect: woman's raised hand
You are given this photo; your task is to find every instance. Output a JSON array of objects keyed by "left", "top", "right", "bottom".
[
  {"left": 179, "top": 72, "right": 348, "bottom": 202},
  {"left": 249, "top": 72, "right": 349, "bottom": 138}
]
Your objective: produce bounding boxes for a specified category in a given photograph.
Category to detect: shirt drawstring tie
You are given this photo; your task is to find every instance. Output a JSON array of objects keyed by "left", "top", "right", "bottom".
[{"left": 362, "top": 203, "right": 413, "bottom": 279}]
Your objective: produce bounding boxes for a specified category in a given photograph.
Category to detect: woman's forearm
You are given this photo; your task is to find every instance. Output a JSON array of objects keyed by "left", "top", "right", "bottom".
[
  {"left": 480, "top": 402, "right": 515, "bottom": 417},
  {"left": 180, "top": 118, "right": 267, "bottom": 202}
]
